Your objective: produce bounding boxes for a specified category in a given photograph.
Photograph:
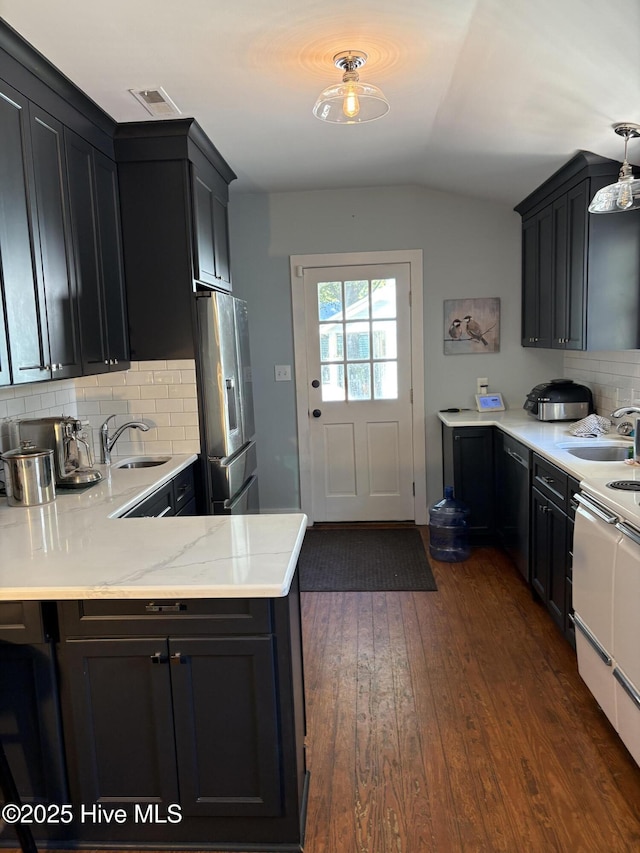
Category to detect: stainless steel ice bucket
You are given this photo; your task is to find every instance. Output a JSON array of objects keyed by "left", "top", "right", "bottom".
[{"left": 1, "top": 441, "right": 56, "bottom": 506}]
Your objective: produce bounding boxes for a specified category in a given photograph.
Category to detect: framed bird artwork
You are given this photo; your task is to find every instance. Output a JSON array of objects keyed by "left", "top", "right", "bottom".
[{"left": 443, "top": 297, "right": 500, "bottom": 354}]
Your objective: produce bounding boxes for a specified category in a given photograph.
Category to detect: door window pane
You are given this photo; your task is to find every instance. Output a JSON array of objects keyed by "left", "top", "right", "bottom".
[
  {"left": 346, "top": 322, "right": 370, "bottom": 360},
  {"left": 320, "top": 325, "right": 344, "bottom": 362},
  {"left": 371, "top": 279, "right": 396, "bottom": 318},
  {"left": 317, "top": 281, "right": 343, "bottom": 321},
  {"left": 345, "top": 280, "right": 369, "bottom": 319},
  {"left": 374, "top": 361, "right": 398, "bottom": 399},
  {"left": 372, "top": 320, "right": 397, "bottom": 359},
  {"left": 347, "top": 363, "right": 371, "bottom": 400},
  {"left": 321, "top": 364, "right": 345, "bottom": 400}
]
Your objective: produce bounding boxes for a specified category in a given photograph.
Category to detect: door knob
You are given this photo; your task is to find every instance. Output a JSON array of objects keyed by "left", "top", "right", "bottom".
[
  {"left": 311, "top": 379, "right": 320, "bottom": 388},
  {"left": 312, "top": 409, "right": 322, "bottom": 418}
]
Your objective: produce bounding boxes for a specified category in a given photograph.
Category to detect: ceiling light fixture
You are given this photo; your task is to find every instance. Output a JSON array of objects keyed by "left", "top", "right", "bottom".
[
  {"left": 313, "top": 50, "right": 389, "bottom": 125},
  {"left": 588, "top": 122, "right": 640, "bottom": 213}
]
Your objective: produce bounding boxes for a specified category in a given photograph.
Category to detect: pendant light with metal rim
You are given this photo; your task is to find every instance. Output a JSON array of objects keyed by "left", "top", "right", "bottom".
[
  {"left": 313, "top": 51, "right": 389, "bottom": 124},
  {"left": 588, "top": 123, "right": 640, "bottom": 213}
]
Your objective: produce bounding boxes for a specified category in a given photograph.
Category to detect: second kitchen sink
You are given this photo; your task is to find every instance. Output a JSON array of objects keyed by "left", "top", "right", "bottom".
[
  {"left": 556, "top": 442, "right": 631, "bottom": 462},
  {"left": 114, "top": 456, "right": 171, "bottom": 469}
]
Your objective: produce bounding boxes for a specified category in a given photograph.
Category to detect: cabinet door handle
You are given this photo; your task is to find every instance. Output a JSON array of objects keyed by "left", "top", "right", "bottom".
[
  {"left": 150, "top": 652, "right": 167, "bottom": 664},
  {"left": 170, "top": 652, "right": 187, "bottom": 664}
]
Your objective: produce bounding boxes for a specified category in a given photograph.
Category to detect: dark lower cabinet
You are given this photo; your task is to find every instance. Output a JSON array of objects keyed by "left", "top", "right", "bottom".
[
  {"left": 442, "top": 424, "right": 494, "bottom": 543},
  {"left": 57, "top": 579, "right": 307, "bottom": 849},
  {"left": 61, "top": 635, "right": 282, "bottom": 833},
  {"left": 529, "top": 453, "right": 576, "bottom": 646},
  {"left": 494, "top": 431, "right": 531, "bottom": 582},
  {"left": 530, "top": 486, "right": 567, "bottom": 630}
]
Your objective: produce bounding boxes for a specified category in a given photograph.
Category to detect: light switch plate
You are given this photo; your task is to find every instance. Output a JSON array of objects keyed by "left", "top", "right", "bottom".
[{"left": 275, "top": 364, "right": 291, "bottom": 381}]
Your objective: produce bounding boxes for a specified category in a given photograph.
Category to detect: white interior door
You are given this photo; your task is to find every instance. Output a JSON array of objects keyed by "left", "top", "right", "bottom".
[{"left": 303, "top": 263, "right": 414, "bottom": 522}]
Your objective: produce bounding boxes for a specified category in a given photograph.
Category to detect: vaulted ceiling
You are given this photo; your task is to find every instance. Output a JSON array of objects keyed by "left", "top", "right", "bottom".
[{"left": 1, "top": 0, "right": 638, "bottom": 205}]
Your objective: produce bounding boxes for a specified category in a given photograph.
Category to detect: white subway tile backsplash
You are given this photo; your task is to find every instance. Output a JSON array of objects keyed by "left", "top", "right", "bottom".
[
  {"left": 169, "top": 412, "right": 199, "bottom": 427},
  {"left": 83, "top": 386, "right": 112, "bottom": 402},
  {"left": 563, "top": 350, "right": 640, "bottom": 417},
  {"left": 125, "top": 371, "right": 155, "bottom": 386},
  {"left": 1, "top": 360, "right": 200, "bottom": 458},
  {"left": 96, "top": 372, "right": 126, "bottom": 387},
  {"left": 168, "top": 383, "right": 197, "bottom": 399},
  {"left": 153, "top": 370, "right": 183, "bottom": 384},
  {"left": 155, "top": 398, "right": 185, "bottom": 413},
  {"left": 137, "top": 360, "right": 166, "bottom": 371},
  {"left": 141, "top": 384, "right": 167, "bottom": 399},
  {"left": 113, "top": 386, "right": 142, "bottom": 400}
]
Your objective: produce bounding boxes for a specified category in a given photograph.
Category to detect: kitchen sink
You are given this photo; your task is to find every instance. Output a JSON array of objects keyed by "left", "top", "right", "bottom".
[
  {"left": 114, "top": 456, "right": 171, "bottom": 469},
  {"left": 556, "top": 442, "right": 630, "bottom": 462}
]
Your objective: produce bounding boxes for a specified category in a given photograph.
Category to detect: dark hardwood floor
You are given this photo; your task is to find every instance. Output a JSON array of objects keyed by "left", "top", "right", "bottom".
[
  {"left": 300, "top": 534, "right": 640, "bottom": 852},
  {"left": 5, "top": 535, "right": 639, "bottom": 852}
]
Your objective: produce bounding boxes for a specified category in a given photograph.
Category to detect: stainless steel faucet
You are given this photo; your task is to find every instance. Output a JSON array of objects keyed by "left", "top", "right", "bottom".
[
  {"left": 611, "top": 406, "right": 640, "bottom": 461},
  {"left": 100, "top": 414, "right": 150, "bottom": 464}
]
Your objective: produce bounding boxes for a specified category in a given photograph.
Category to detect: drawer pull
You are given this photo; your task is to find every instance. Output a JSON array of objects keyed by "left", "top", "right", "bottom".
[
  {"left": 541, "top": 476, "right": 555, "bottom": 484},
  {"left": 145, "top": 603, "right": 187, "bottom": 613}
]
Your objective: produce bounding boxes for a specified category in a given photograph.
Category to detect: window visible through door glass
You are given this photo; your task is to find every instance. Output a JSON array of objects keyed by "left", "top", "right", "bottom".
[{"left": 317, "top": 277, "right": 398, "bottom": 402}]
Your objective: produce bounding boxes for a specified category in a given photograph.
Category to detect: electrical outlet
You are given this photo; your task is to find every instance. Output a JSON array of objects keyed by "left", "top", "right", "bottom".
[
  {"left": 477, "top": 377, "right": 488, "bottom": 395},
  {"left": 275, "top": 364, "right": 292, "bottom": 382}
]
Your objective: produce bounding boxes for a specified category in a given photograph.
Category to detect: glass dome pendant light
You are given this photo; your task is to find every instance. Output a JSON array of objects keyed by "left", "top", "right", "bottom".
[
  {"left": 313, "top": 50, "right": 389, "bottom": 124},
  {"left": 588, "top": 122, "right": 640, "bottom": 213}
]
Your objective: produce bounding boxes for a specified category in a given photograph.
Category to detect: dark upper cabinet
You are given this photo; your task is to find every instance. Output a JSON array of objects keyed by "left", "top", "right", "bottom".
[
  {"left": 0, "top": 80, "right": 48, "bottom": 385},
  {"left": 516, "top": 151, "right": 640, "bottom": 351},
  {"left": 28, "top": 104, "right": 81, "bottom": 380},
  {"left": 115, "top": 119, "right": 236, "bottom": 361},
  {"left": 0, "top": 22, "right": 125, "bottom": 387},
  {"left": 0, "top": 85, "right": 82, "bottom": 385},
  {"left": 65, "top": 129, "right": 129, "bottom": 374},
  {"left": 192, "top": 160, "right": 231, "bottom": 288},
  {"left": 521, "top": 207, "right": 553, "bottom": 347}
]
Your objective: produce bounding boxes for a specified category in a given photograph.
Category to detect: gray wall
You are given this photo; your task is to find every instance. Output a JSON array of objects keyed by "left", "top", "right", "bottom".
[{"left": 229, "top": 185, "right": 562, "bottom": 513}]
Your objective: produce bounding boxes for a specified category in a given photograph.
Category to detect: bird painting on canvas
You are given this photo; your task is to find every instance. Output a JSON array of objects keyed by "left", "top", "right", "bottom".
[{"left": 443, "top": 298, "right": 500, "bottom": 354}]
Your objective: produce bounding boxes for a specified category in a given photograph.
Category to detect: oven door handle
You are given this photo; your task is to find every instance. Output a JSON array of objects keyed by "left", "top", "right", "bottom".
[
  {"left": 574, "top": 493, "right": 619, "bottom": 525},
  {"left": 615, "top": 520, "right": 640, "bottom": 546},
  {"left": 613, "top": 668, "right": 640, "bottom": 710},
  {"left": 572, "top": 613, "right": 613, "bottom": 666}
]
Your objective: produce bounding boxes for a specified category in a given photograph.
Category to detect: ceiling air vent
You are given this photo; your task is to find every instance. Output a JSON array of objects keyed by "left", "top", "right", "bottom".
[{"left": 129, "top": 86, "right": 181, "bottom": 117}]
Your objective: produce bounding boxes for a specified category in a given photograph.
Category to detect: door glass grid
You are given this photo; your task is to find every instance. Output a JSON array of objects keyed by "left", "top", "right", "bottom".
[{"left": 317, "top": 278, "right": 398, "bottom": 401}]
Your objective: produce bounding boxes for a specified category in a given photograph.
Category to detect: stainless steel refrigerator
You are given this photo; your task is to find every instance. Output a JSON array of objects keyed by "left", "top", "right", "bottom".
[{"left": 196, "top": 291, "right": 259, "bottom": 514}]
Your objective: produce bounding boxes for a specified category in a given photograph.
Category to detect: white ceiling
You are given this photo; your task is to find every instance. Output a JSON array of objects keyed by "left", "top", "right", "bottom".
[{"left": 1, "top": 0, "right": 639, "bottom": 206}]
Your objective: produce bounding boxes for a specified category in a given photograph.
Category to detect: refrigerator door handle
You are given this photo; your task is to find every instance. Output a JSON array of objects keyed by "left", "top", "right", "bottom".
[
  {"left": 225, "top": 377, "right": 238, "bottom": 432},
  {"left": 224, "top": 473, "right": 258, "bottom": 511}
]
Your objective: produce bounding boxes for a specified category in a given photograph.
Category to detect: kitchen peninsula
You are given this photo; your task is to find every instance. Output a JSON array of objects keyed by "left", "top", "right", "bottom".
[{"left": 0, "top": 456, "right": 308, "bottom": 852}]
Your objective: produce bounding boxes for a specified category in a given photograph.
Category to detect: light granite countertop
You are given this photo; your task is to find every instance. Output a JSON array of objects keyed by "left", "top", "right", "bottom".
[
  {"left": 438, "top": 410, "right": 640, "bottom": 525},
  {"left": 0, "top": 454, "right": 307, "bottom": 600}
]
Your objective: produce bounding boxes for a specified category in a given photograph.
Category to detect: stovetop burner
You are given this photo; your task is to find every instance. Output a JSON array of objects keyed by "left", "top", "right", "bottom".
[{"left": 606, "top": 480, "right": 640, "bottom": 491}]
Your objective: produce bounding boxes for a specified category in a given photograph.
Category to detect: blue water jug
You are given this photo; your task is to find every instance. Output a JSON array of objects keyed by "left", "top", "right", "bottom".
[{"left": 428, "top": 485, "right": 470, "bottom": 562}]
